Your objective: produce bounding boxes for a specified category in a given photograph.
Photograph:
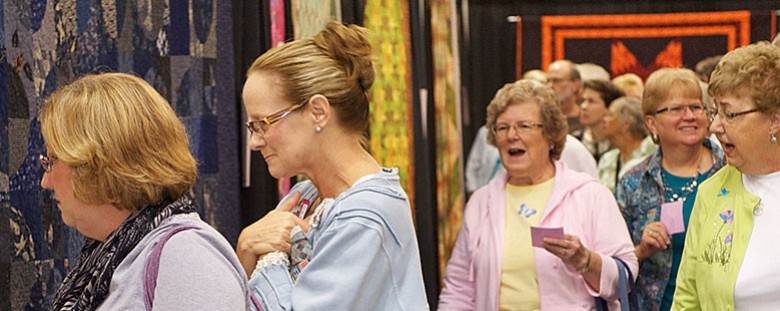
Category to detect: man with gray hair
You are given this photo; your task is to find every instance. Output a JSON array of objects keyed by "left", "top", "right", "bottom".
[{"left": 546, "top": 60, "right": 584, "bottom": 134}]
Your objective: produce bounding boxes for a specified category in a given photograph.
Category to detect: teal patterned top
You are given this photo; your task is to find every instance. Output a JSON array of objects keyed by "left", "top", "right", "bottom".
[{"left": 616, "top": 139, "right": 725, "bottom": 311}]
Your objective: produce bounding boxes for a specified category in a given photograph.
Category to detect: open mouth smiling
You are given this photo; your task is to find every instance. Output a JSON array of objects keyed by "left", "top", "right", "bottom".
[{"left": 508, "top": 148, "right": 527, "bottom": 156}]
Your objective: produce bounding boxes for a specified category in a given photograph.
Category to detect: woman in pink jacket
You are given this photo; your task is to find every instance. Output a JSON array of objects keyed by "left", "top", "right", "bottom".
[{"left": 439, "top": 79, "right": 638, "bottom": 310}]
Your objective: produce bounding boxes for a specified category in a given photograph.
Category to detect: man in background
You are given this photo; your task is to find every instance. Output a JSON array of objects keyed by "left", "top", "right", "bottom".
[{"left": 546, "top": 60, "right": 584, "bottom": 134}]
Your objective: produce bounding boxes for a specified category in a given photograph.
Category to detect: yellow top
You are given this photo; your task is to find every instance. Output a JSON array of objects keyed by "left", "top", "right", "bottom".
[{"left": 499, "top": 178, "right": 554, "bottom": 311}]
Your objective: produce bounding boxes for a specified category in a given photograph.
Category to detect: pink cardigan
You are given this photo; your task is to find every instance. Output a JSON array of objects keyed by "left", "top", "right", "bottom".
[{"left": 439, "top": 162, "right": 637, "bottom": 310}]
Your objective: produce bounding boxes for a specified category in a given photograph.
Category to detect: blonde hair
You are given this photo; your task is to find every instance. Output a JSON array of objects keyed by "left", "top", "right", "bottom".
[
  {"left": 486, "top": 79, "right": 568, "bottom": 160},
  {"left": 39, "top": 73, "right": 197, "bottom": 211},
  {"left": 642, "top": 68, "right": 702, "bottom": 116},
  {"left": 612, "top": 73, "right": 644, "bottom": 98},
  {"left": 247, "top": 22, "right": 375, "bottom": 137},
  {"left": 522, "top": 69, "right": 547, "bottom": 84},
  {"left": 576, "top": 63, "right": 610, "bottom": 82},
  {"left": 709, "top": 41, "right": 780, "bottom": 112}
]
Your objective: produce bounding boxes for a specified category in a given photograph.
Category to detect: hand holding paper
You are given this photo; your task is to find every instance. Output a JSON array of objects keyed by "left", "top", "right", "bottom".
[
  {"left": 531, "top": 226, "right": 565, "bottom": 247},
  {"left": 661, "top": 201, "right": 686, "bottom": 234}
]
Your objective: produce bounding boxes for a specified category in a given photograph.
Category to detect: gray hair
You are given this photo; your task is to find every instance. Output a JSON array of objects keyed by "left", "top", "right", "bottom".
[{"left": 611, "top": 96, "right": 647, "bottom": 139}]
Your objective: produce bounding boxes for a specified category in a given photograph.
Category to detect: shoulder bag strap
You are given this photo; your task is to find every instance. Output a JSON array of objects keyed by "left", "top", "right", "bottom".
[
  {"left": 143, "top": 224, "right": 199, "bottom": 311},
  {"left": 143, "top": 224, "right": 265, "bottom": 311},
  {"left": 613, "top": 257, "right": 640, "bottom": 311},
  {"left": 614, "top": 257, "right": 630, "bottom": 311},
  {"left": 594, "top": 256, "right": 637, "bottom": 311}
]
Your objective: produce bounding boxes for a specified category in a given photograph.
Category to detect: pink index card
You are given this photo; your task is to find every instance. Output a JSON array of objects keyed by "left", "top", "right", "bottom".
[
  {"left": 531, "top": 226, "right": 565, "bottom": 247},
  {"left": 661, "top": 201, "right": 686, "bottom": 234}
]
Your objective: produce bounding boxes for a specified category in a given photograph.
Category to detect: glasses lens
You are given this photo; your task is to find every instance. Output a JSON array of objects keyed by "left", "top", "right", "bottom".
[{"left": 246, "top": 121, "right": 264, "bottom": 135}]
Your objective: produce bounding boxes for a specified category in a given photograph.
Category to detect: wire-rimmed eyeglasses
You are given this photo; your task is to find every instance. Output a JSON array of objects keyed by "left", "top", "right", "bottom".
[
  {"left": 652, "top": 104, "right": 707, "bottom": 117},
  {"left": 708, "top": 107, "right": 761, "bottom": 124},
  {"left": 492, "top": 121, "right": 544, "bottom": 137}
]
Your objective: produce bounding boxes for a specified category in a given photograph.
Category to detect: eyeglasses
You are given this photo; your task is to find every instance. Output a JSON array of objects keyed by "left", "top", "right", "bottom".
[
  {"left": 708, "top": 107, "right": 760, "bottom": 124},
  {"left": 39, "top": 154, "right": 57, "bottom": 172},
  {"left": 653, "top": 104, "right": 706, "bottom": 117},
  {"left": 245, "top": 101, "right": 307, "bottom": 136},
  {"left": 493, "top": 121, "right": 544, "bottom": 137}
]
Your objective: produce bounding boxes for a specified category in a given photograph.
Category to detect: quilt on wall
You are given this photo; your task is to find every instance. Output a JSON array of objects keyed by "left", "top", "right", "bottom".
[
  {"left": 431, "top": 0, "right": 464, "bottom": 276},
  {"left": 0, "top": 1, "right": 238, "bottom": 310},
  {"left": 292, "top": 0, "right": 342, "bottom": 40},
  {"left": 363, "top": 0, "right": 416, "bottom": 215},
  {"left": 514, "top": 10, "right": 778, "bottom": 80}
]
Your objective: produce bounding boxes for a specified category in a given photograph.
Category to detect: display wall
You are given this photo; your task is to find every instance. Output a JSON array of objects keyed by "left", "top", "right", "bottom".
[
  {"left": 3, "top": 1, "right": 779, "bottom": 310},
  {"left": 0, "top": 1, "right": 239, "bottom": 309}
]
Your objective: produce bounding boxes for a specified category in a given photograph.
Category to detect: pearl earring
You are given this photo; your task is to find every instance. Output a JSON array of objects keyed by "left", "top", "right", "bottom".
[
  {"left": 771, "top": 132, "right": 777, "bottom": 144},
  {"left": 315, "top": 125, "right": 322, "bottom": 133}
]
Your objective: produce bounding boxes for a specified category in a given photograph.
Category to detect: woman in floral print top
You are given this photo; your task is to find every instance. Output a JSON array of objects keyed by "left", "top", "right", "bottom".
[{"left": 616, "top": 68, "right": 725, "bottom": 311}]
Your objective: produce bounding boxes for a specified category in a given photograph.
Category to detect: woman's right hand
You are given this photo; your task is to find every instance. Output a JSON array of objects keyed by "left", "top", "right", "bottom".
[
  {"left": 236, "top": 192, "right": 310, "bottom": 276},
  {"left": 636, "top": 221, "right": 671, "bottom": 262}
]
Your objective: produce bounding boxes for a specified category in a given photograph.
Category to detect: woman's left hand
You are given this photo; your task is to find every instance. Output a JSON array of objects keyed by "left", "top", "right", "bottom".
[
  {"left": 543, "top": 234, "right": 590, "bottom": 269},
  {"left": 236, "top": 192, "right": 310, "bottom": 276}
]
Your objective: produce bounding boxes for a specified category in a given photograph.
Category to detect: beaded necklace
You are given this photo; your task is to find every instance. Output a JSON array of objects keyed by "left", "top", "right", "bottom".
[{"left": 662, "top": 152, "right": 703, "bottom": 203}]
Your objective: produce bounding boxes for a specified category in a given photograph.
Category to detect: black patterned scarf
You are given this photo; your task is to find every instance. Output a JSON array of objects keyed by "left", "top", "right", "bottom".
[{"left": 51, "top": 195, "right": 197, "bottom": 310}]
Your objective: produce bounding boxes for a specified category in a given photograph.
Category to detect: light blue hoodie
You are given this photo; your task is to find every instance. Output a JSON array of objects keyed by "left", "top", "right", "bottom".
[{"left": 249, "top": 168, "right": 429, "bottom": 310}]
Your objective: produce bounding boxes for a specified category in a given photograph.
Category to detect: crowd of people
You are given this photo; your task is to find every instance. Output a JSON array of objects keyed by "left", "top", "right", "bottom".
[
  {"left": 459, "top": 40, "right": 780, "bottom": 310},
  {"left": 36, "top": 20, "right": 780, "bottom": 310}
]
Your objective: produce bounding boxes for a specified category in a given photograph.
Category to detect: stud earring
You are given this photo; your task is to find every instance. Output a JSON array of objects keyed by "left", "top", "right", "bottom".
[
  {"left": 315, "top": 125, "right": 322, "bottom": 133},
  {"left": 771, "top": 132, "right": 777, "bottom": 144}
]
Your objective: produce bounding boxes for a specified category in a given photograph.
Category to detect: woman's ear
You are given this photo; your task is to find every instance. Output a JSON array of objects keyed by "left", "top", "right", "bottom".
[
  {"left": 770, "top": 110, "right": 780, "bottom": 136},
  {"left": 620, "top": 119, "right": 632, "bottom": 133},
  {"left": 309, "top": 94, "right": 331, "bottom": 128},
  {"left": 644, "top": 115, "right": 657, "bottom": 138}
]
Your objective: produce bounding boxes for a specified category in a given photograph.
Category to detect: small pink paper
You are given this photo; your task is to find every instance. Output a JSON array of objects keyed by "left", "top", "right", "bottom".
[
  {"left": 531, "top": 226, "right": 565, "bottom": 247},
  {"left": 661, "top": 201, "right": 686, "bottom": 234}
]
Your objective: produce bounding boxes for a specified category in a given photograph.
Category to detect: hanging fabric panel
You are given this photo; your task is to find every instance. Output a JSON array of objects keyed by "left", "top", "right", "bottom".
[
  {"left": 431, "top": 0, "right": 464, "bottom": 276},
  {"left": 363, "top": 0, "right": 416, "bottom": 216}
]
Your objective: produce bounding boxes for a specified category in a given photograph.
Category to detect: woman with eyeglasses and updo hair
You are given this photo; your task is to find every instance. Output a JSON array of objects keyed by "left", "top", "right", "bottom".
[
  {"left": 237, "top": 22, "right": 428, "bottom": 310},
  {"left": 439, "top": 79, "right": 636, "bottom": 310},
  {"left": 616, "top": 68, "right": 726, "bottom": 311},
  {"left": 673, "top": 41, "right": 780, "bottom": 310}
]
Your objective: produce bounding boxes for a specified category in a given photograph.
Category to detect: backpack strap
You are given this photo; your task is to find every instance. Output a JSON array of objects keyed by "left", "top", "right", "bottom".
[{"left": 143, "top": 224, "right": 199, "bottom": 311}]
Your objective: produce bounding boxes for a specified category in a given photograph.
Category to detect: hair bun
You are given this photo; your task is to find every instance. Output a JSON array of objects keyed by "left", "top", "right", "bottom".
[{"left": 313, "top": 22, "right": 375, "bottom": 91}]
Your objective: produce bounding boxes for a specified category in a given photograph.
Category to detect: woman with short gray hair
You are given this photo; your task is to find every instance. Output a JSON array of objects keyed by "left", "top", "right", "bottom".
[{"left": 598, "top": 96, "right": 657, "bottom": 192}]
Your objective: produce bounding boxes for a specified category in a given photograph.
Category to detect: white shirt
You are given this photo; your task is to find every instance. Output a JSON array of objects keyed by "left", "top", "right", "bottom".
[
  {"left": 734, "top": 170, "right": 780, "bottom": 310},
  {"left": 561, "top": 134, "right": 599, "bottom": 179}
]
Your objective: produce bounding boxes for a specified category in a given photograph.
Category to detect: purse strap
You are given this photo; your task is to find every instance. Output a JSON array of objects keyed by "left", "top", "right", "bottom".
[
  {"left": 594, "top": 256, "right": 639, "bottom": 311},
  {"left": 143, "top": 224, "right": 199, "bottom": 310},
  {"left": 143, "top": 224, "right": 264, "bottom": 311}
]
